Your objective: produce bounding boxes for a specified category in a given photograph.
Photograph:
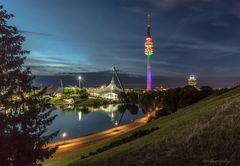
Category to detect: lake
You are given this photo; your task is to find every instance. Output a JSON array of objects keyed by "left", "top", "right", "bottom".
[{"left": 45, "top": 104, "right": 145, "bottom": 142}]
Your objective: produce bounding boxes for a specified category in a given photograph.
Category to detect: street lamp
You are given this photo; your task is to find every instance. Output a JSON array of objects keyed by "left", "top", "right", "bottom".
[
  {"left": 114, "top": 121, "right": 118, "bottom": 126},
  {"left": 61, "top": 132, "right": 67, "bottom": 138},
  {"left": 78, "top": 76, "right": 82, "bottom": 88}
]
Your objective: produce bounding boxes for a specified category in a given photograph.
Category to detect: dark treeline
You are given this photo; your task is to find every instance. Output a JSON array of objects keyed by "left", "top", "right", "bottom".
[
  {"left": 119, "top": 86, "right": 225, "bottom": 118},
  {"left": 0, "top": 6, "right": 58, "bottom": 165}
]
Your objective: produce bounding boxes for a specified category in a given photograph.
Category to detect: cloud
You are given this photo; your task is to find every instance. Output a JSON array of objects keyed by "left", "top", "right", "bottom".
[
  {"left": 122, "top": 6, "right": 146, "bottom": 15},
  {"left": 27, "top": 65, "right": 102, "bottom": 76},
  {"left": 25, "top": 57, "right": 74, "bottom": 67},
  {"left": 151, "top": 0, "right": 219, "bottom": 10},
  {"left": 232, "top": 1, "right": 240, "bottom": 18},
  {"left": 19, "top": 30, "right": 52, "bottom": 37},
  {"left": 24, "top": 57, "right": 103, "bottom": 75},
  {"left": 152, "top": 0, "right": 179, "bottom": 9},
  {"left": 33, "top": 70, "right": 188, "bottom": 88}
]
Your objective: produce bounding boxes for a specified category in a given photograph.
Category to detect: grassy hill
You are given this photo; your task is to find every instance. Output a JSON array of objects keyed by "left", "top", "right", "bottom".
[{"left": 44, "top": 86, "right": 240, "bottom": 166}]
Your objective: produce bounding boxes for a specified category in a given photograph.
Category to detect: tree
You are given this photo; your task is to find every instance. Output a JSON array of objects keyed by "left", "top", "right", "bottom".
[
  {"left": 118, "top": 92, "right": 128, "bottom": 103},
  {"left": 162, "top": 88, "right": 181, "bottom": 113},
  {"left": 63, "top": 87, "right": 78, "bottom": 95},
  {"left": 139, "top": 92, "right": 155, "bottom": 110},
  {"left": 0, "top": 6, "right": 58, "bottom": 165},
  {"left": 178, "top": 86, "right": 200, "bottom": 108},
  {"left": 200, "top": 86, "right": 214, "bottom": 98},
  {"left": 79, "top": 89, "right": 89, "bottom": 99},
  {"left": 127, "top": 91, "right": 139, "bottom": 104},
  {"left": 127, "top": 104, "right": 139, "bottom": 115}
]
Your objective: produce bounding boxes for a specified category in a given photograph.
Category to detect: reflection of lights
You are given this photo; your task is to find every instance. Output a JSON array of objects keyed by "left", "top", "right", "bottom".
[
  {"left": 78, "top": 111, "right": 82, "bottom": 121},
  {"left": 62, "top": 132, "right": 67, "bottom": 138},
  {"left": 89, "top": 104, "right": 119, "bottom": 120},
  {"left": 114, "top": 121, "right": 118, "bottom": 126},
  {"left": 78, "top": 76, "right": 82, "bottom": 88},
  {"left": 147, "top": 113, "right": 151, "bottom": 117}
]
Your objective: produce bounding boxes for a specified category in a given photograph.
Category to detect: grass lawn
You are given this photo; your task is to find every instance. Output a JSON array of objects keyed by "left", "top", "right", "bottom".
[{"left": 44, "top": 86, "right": 240, "bottom": 166}]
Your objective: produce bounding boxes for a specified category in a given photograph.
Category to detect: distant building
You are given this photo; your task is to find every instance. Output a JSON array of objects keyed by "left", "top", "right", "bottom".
[
  {"left": 158, "top": 86, "right": 168, "bottom": 91},
  {"left": 89, "top": 77, "right": 122, "bottom": 100},
  {"left": 188, "top": 75, "right": 197, "bottom": 87}
]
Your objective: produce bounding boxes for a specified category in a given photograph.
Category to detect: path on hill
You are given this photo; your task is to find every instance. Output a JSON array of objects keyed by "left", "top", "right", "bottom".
[{"left": 48, "top": 112, "right": 155, "bottom": 156}]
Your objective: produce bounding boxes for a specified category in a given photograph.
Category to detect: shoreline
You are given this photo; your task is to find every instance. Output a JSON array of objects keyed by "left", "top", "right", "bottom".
[{"left": 47, "top": 112, "right": 154, "bottom": 155}]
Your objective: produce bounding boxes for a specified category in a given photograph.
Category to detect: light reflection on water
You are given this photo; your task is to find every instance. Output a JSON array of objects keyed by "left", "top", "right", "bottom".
[{"left": 45, "top": 104, "right": 144, "bottom": 141}]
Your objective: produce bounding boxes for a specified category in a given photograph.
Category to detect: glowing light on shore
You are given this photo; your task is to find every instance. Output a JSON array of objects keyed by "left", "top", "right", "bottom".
[
  {"left": 62, "top": 132, "right": 67, "bottom": 138},
  {"left": 114, "top": 121, "right": 119, "bottom": 126}
]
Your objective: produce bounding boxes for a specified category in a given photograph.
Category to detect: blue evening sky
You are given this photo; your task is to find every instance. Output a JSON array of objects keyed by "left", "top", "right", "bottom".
[{"left": 2, "top": 0, "right": 240, "bottom": 79}]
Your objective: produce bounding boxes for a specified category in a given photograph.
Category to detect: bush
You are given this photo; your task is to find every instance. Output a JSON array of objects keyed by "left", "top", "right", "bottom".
[
  {"left": 79, "top": 89, "right": 89, "bottom": 99},
  {"left": 81, "top": 127, "right": 160, "bottom": 160},
  {"left": 63, "top": 87, "right": 79, "bottom": 95},
  {"left": 63, "top": 87, "right": 89, "bottom": 99},
  {"left": 161, "top": 86, "right": 215, "bottom": 114}
]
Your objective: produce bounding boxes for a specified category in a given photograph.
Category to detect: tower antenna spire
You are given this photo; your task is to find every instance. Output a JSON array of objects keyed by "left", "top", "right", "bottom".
[
  {"left": 147, "top": 12, "right": 151, "bottom": 27},
  {"left": 147, "top": 12, "right": 151, "bottom": 37}
]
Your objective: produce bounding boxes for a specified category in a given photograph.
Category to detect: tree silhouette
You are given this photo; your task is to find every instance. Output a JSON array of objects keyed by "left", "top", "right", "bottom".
[{"left": 0, "top": 6, "right": 58, "bottom": 165}]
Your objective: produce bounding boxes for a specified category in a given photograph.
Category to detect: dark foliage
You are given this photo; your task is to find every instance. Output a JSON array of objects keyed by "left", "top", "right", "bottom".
[
  {"left": 127, "top": 91, "right": 139, "bottom": 104},
  {"left": 139, "top": 92, "right": 155, "bottom": 109},
  {"left": 160, "top": 86, "right": 215, "bottom": 115},
  {"left": 118, "top": 91, "right": 141, "bottom": 104},
  {"left": 0, "top": 6, "right": 58, "bottom": 166},
  {"left": 117, "top": 104, "right": 139, "bottom": 115},
  {"left": 119, "top": 86, "right": 215, "bottom": 117},
  {"left": 127, "top": 104, "right": 139, "bottom": 115},
  {"left": 118, "top": 92, "right": 126, "bottom": 102},
  {"left": 199, "top": 86, "right": 213, "bottom": 98}
]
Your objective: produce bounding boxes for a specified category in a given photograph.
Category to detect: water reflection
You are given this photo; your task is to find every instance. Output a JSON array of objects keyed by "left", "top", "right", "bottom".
[
  {"left": 60, "top": 104, "right": 143, "bottom": 125},
  {"left": 47, "top": 104, "right": 144, "bottom": 141},
  {"left": 78, "top": 111, "right": 82, "bottom": 121}
]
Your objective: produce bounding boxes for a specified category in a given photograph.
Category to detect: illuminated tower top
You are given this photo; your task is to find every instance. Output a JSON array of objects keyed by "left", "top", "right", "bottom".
[{"left": 145, "top": 13, "right": 153, "bottom": 57}]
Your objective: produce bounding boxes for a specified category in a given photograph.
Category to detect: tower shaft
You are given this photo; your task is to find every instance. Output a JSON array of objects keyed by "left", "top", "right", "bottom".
[
  {"left": 147, "top": 56, "right": 152, "bottom": 91},
  {"left": 145, "top": 13, "right": 153, "bottom": 91}
]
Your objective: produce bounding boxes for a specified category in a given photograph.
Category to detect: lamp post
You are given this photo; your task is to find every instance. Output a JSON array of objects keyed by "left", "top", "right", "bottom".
[
  {"left": 62, "top": 132, "right": 67, "bottom": 138},
  {"left": 78, "top": 76, "right": 82, "bottom": 88},
  {"left": 61, "top": 132, "right": 67, "bottom": 144}
]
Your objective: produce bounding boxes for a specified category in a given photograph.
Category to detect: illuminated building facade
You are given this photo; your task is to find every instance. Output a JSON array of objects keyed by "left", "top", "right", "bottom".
[
  {"left": 188, "top": 75, "right": 197, "bottom": 87},
  {"left": 89, "top": 77, "right": 122, "bottom": 100},
  {"left": 145, "top": 14, "right": 153, "bottom": 91}
]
